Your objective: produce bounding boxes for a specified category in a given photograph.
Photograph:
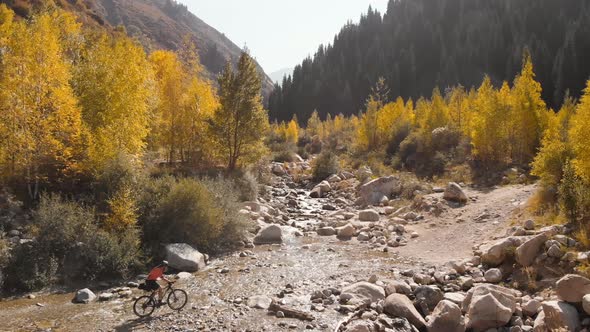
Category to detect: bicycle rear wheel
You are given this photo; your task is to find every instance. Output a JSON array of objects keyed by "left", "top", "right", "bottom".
[
  {"left": 133, "top": 295, "right": 156, "bottom": 317},
  {"left": 167, "top": 289, "right": 188, "bottom": 311}
]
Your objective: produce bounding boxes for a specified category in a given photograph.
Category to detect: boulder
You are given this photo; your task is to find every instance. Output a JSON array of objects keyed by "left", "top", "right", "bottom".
[
  {"left": 247, "top": 295, "right": 273, "bottom": 309},
  {"left": 484, "top": 269, "right": 503, "bottom": 283},
  {"left": 515, "top": 233, "right": 549, "bottom": 267},
  {"left": 253, "top": 225, "right": 283, "bottom": 245},
  {"left": 327, "top": 174, "right": 342, "bottom": 183},
  {"left": 98, "top": 292, "right": 114, "bottom": 301},
  {"left": 357, "top": 232, "right": 371, "bottom": 241},
  {"left": 309, "top": 181, "right": 331, "bottom": 198},
  {"left": 480, "top": 236, "right": 526, "bottom": 266},
  {"left": 74, "top": 288, "right": 96, "bottom": 304},
  {"left": 426, "top": 300, "right": 466, "bottom": 332},
  {"left": 337, "top": 224, "right": 356, "bottom": 239},
  {"left": 176, "top": 272, "right": 193, "bottom": 279},
  {"left": 465, "top": 293, "right": 513, "bottom": 331},
  {"left": 555, "top": 274, "right": 590, "bottom": 303},
  {"left": 385, "top": 280, "right": 412, "bottom": 296},
  {"left": 272, "top": 164, "right": 286, "bottom": 175},
  {"left": 583, "top": 294, "right": 590, "bottom": 315},
  {"left": 524, "top": 219, "right": 535, "bottom": 231},
  {"left": 165, "top": 243, "right": 206, "bottom": 272},
  {"left": 463, "top": 284, "right": 518, "bottom": 331},
  {"left": 359, "top": 209, "right": 380, "bottom": 222},
  {"left": 444, "top": 293, "right": 466, "bottom": 306},
  {"left": 443, "top": 182, "right": 468, "bottom": 203},
  {"left": 522, "top": 298, "right": 542, "bottom": 317},
  {"left": 317, "top": 227, "right": 336, "bottom": 236},
  {"left": 358, "top": 176, "right": 401, "bottom": 205},
  {"left": 341, "top": 282, "right": 386, "bottom": 305},
  {"left": 414, "top": 285, "right": 444, "bottom": 312},
  {"left": 383, "top": 293, "right": 427, "bottom": 328},
  {"left": 534, "top": 301, "right": 580, "bottom": 332},
  {"left": 343, "top": 320, "right": 373, "bottom": 332},
  {"left": 547, "top": 244, "right": 564, "bottom": 258}
]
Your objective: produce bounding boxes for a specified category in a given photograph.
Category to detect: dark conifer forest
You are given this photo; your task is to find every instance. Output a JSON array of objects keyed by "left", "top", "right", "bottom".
[{"left": 268, "top": 0, "right": 590, "bottom": 122}]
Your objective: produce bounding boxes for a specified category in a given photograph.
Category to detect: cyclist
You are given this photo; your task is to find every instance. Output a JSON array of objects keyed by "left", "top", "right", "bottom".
[{"left": 146, "top": 260, "right": 172, "bottom": 305}]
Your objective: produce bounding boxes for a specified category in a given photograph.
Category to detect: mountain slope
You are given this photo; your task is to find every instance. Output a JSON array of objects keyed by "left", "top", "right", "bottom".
[
  {"left": 268, "top": 0, "right": 590, "bottom": 122},
  {"left": 1, "top": 0, "right": 274, "bottom": 97}
]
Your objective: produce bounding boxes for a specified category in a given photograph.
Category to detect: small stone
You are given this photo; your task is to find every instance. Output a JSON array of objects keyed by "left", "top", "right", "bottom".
[{"left": 276, "top": 311, "right": 285, "bottom": 318}]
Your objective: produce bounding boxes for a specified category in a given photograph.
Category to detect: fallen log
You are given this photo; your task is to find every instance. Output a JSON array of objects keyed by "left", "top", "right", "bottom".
[{"left": 268, "top": 301, "right": 315, "bottom": 321}]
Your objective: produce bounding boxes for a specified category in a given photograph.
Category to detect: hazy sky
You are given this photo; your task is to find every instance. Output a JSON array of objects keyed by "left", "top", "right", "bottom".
[{"left": 179, "top": 0, "right": 389, "bottom": 74}]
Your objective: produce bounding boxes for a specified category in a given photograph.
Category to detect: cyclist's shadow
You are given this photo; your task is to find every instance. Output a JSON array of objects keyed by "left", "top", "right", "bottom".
[{"left": 114, "top": 312, "right": 175, "bottom": 332}]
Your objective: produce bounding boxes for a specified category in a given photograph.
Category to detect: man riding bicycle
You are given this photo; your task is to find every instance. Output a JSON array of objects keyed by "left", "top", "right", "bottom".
[{"left": 145, "top": 260, "right": 172, "bottom": 305}]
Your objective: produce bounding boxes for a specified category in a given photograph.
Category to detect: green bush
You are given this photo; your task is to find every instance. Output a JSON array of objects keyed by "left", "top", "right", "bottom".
[
  {"left": 312, "top": 151, "right": 340, "bottom": 182},
  {"left": 140, "top": 177, "right": 248, "bottom": 255},
  {"left": 3, "top": 195, "right": 141, "bottom": 292}
]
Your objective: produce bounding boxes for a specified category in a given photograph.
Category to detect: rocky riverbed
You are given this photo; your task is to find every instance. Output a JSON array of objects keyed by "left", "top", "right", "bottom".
[{"left": 2, "top": 163, "right": 590, "bottom": 332}]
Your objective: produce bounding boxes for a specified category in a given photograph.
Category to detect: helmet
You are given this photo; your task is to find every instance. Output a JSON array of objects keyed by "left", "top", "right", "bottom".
[{"left": 162, "top": 260, "right": 169, "bottom": 266}]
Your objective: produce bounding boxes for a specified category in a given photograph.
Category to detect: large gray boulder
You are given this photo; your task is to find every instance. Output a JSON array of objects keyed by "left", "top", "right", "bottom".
[
  {"left": 443, "top": 182, "right": 468, "bottom": 203},
  {"left": 480, "top": 236, "right": 527, "bottom": 266},
  {"left": 515, "top": 233, "right": 549, "bottom": 267},
  {"left": 534, "top": 301, "right": 580, "bottom": 332},
  {"left": 383, "top": 293, "right": 427, "bottom": 328},
  {"left": 426, "top": 300, "right": 466, "bottom": 332},
  {"left": 341, "top": 281, "right": 386, "bottom": 305},
  {"left": 310, "top": 181, "right": 331, "bottom": 198},
  {"left": 357, "top": 176, "right": 401, "bottom": 205},
  {"left": 253, "top": 225, "right": 283, "bottom": 245},
  {"left": 359, "top": 209, "right": 380, "bottom": 222},
  {"left": 165, "top": 243, "right": 206, "bottom": 272},
  {"left": 74, "top": 288, "right": 96, "bottom": 304},
  {"left": 555, "top": 274, "right": 590, "bottom": 303},
  {"left": 414, "top": 285, "right": 444, "bottom": 312},
  {"left": 463, "top": 284, "right": 518, "bottom": 332},
  {"left": 337, "top": 224, "right": 356, "bottom": 239}
]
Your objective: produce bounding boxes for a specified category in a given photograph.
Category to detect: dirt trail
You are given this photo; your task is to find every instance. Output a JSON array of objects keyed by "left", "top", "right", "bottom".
[
  {"left": 394, "top": 184, "right": 536, "bottom": 265},
  {"left": 0, "top": 182, "right": 536, "bottom": 332}
]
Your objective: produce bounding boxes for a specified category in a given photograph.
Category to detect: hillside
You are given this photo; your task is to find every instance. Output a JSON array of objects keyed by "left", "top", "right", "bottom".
[
  {"left": 0, "top": 0, "right": 274, "bottom": 96},
  {"left": 268, "top": 0, "right": 590, "bottom": 122}
]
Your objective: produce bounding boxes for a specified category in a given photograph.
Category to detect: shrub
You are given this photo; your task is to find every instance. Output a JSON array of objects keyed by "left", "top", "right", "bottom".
[
  {"left": 140, "top": 177, "right": 248, "bottom": 255},
  {"left": 231, "top": 170, "right": 258, "bottom": 202},
  {"left": 312, "top": 151, "right": 339, "bottom": 182},
  {"left": 3, "top": 195, "right": 141, "bottom": 292}
]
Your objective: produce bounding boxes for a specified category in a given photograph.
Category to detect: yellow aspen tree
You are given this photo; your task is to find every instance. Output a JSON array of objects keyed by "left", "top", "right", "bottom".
[
  {"left": 306, "top": 110, "right": 323, "bottom": 138},
  {"left": 285, "top": 117, "right": 299, "bottom": 145},
  {"left": 0, "top": 8, "right": 86, "bottom": 197},
  {"left": 531, "top": 98, "right": 575, "bottom": 185},
  {"left": 149, "top": 50, "right": 184, "bottom": 162},
  {"left": 419, "top": 87, "right": 450, "bottom": 143},
  {"left": 470, "top": 77, "right": 508, "bottom": 165},
  {"left": 104, "top": 184, "right": 139, "bottom": 233},
  {"left": 509, "top": 52, "right": 549, "bottom": 164},
  {"left": 570, "top": 80, "right": 590, "bottom": 181},
  {"left": 175, "top": 37, "right": 219, "bottom": 164},
  {"left": 75, "top": 33, "right": 154, "bottom": 169},
  {"left": 446, "top": 86, "right": 469, "bottom": 134}
]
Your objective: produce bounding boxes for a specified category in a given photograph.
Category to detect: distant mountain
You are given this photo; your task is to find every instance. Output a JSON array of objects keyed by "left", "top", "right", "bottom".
[
  {"left": 269, "top": 67, "right": 294, "bottom": 84},
  {"left": 268, "top": 0, "right": 590, "bottom": 122},
  {"left": 1, "top": 0, "right": 274, "bottom": 97}
]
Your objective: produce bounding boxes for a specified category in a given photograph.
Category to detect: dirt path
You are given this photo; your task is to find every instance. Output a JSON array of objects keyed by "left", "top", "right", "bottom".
[
  {"left": 394, "top": 184, "right": 535, "bottom": 264},
  {"left": 0, "top": 182, "right": 536, "bottom": 332}
]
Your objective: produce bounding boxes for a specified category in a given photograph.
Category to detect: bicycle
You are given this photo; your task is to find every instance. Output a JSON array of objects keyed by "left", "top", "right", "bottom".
[{"left": 133, "top": 281, "right": 188, "bottom": 317}]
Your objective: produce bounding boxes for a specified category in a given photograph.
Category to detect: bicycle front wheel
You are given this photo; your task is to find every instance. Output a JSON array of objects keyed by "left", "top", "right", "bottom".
[
  {"left": 133, "top": 295, "right": 156, "bottom": 317},
  {"left": 167, "top": 289, "right": 188, "bottom": 311}
]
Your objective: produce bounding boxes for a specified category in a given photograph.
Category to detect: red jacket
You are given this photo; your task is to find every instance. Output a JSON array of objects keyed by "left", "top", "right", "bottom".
[{"left": 147, "top": 266, "right": 165, "bottom": 281}]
